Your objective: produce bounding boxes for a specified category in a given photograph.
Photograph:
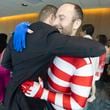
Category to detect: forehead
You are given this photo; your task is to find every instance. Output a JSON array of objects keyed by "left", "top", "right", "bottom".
[{"left": 56, "top": 4, "right": 75, "bottom": 17}]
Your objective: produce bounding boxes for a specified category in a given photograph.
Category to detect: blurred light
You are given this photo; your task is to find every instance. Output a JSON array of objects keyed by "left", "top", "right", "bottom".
[
  {"left": 0, "top": 13, "right": 39, "bottom": 21},
  {"left": 83, "top": 8, "right": 110, "bottom": 14}
]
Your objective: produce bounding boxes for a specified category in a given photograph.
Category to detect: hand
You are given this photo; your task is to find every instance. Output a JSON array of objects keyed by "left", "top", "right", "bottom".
[
  {"left": 20, "top": 77, "right": 43, "bottom": 98},
  {"left": 13, "top": 22, "right": 32, "bottom": 52},
  {"left": 87, "top": 95, "right": 96, "bottom": 102}
]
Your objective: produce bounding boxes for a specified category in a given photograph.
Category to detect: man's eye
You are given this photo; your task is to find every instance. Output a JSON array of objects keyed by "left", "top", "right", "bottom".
[{"left": 60, "top": 17, "right": 64, "bottom": 21}]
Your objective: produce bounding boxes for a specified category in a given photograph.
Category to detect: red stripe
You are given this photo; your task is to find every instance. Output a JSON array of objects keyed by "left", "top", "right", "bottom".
[
  {"left": 50, "top": 64, "right": 71, "bottom": 82},
  {"left": 48, "top": 91, "right": 56, "bottom": 104},
  {"left": 71, "top": 92, "right": 87, "bottom": 107},
  {"left": 34, "top": 86, "right": 43, "bottom": 98},
  {"left": 71, "top": 75, "right": 93, "bottom": 87},
  {"left": 59, "top": 56, "right": 88, "bottom": 68},
  {"left": 63, "top": 95, "right": 71, "bottom": 110},
  {"left": 48, "top": 77, "right": 70, "bottom": 93},
  {"left": 60, "top": 56, "right": 75, "bottom": 64}
]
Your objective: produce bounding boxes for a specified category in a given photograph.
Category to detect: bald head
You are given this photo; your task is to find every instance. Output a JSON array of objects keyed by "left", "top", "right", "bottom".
[
  {"left": 58, "top": 3, "right": 83, "bottom": 20},
  {"left": 53, "top": 3, "right": 83, "bottom": 36}
]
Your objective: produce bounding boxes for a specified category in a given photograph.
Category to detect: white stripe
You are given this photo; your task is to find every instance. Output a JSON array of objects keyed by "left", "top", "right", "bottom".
[
  {"left": 48, "top": 68, "right": 70, "bottom": 87},
  {"left": 53, "top": 56, "right": 76, "bottom": 76},
  {"left": 71, "top": 83, "right": 91, "bottom": 97},
  {"left": 70, "top": 97, "right": 83, "bottom": 110},
  {"left": 41, "top": 89, "right": 49, "bottom": 100},
  {"left": 75, "top": 64, "right": 93, "bottom": 76},
  {"left": 97, "top": 68, "right": 103, "bottom": 73},
  {"left": 55, "top": 93, "right": 63, "bottom": 108},
  {"left": 84, "top": 58, "right": 91, "bottom": 64},
  {"left": 90, "top": 57, "right": 99, "bottom": 75}
]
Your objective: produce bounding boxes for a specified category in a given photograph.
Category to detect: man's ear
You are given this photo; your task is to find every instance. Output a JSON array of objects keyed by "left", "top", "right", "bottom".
[
  {"left": 49, "top": 14, "right": 55, "bottom": 24},
  {"left": 73, "top": 19, "right": 82, "bottom": 30}
]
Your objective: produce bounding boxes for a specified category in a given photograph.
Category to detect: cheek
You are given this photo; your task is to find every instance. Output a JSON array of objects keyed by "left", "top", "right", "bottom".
[
  {"left": 63, "top": 22, "right": 72, "bottom": 31},
  {"left": 61, "top": 23, "right": 69, "bottom": 30},
  {"left": 62, "top": 21, "right": 69, "bottom": 27},
  {"left": 65, "top": 19, "right": 72, "bottom": 26},
  {"left": 64, "top": 24, "right": 73, "bottom": 35}
]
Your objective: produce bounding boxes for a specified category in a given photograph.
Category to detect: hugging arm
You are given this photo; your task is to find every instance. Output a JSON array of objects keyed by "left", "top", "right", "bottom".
[
  {"left": 48, "top": 33, "right": 106, "bottom": 57},
  {"left": 13, "top": 22, "right": 105, "bottom": 57},
  {"left": 21, "top": 62, "right": 93, "bottom": 109}
]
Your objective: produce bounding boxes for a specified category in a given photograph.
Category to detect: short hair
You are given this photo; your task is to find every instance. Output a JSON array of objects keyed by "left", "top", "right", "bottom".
[
  {"left": 74, "top": 4, "right": 83, "bottom": 20},
  {"left": 39, "top": 4, "right": 57, "bottom": 21},
  {"left": 0, "top": 33, "right": 7, "bottom": 53},
  {"left": 97, "top": 34, "right": 108, "bottom": 46},
  {"left": 82, "top": 24, "right": 94, "bottom": 36}
]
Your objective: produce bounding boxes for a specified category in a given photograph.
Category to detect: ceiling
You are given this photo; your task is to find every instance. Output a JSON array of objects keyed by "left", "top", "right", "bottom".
[{"left": 0, "top": 0, "right": 110, "bottom": 17}]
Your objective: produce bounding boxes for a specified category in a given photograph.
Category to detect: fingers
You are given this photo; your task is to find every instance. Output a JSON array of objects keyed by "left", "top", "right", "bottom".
[
  {"left": 25, "top": 93, "right": 32, "bottom": 97},
  {"left": 38, "top": 77, "right": 43, "bottom": 87},
  {"left": 20, "top": 80, "right": 42, "bottom": 98},
  {"left": 13, "top": 22, "right": 30, "bottom": 52},
  {"left": 87, "top": 95, "right": 96, "bottom": 102},
  {"left": 27, "top": 29, "right": 34, "bottom": 34},
  {"left": 20, "top": 80, "right": 34, "bottom": 93}
]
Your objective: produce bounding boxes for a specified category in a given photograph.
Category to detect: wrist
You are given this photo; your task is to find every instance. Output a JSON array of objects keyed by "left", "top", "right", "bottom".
[
  {"left": 40, "top": 89, "right": 49, "bottom": 100},
  {"left": 34, "top": 86, "right": 44, "bottom": 98}
]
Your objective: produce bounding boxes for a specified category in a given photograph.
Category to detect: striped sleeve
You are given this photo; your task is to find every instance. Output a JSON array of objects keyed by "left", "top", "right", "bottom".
[{"left": 39, "top": 58, "right": 93, "bottom": 109}]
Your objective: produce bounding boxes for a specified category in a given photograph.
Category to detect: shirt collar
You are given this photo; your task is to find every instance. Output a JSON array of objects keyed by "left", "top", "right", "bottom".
[{"left": 84, "top": 35, "right": 92, "bottom": 39}]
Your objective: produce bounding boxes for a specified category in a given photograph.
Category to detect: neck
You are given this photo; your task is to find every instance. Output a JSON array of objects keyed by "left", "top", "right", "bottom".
[
  {"left": 70, "top": 30, "right": 77, "bottom": 36},
  {"left": 43, "top": 20, "right": 50, "bottom": 25}
]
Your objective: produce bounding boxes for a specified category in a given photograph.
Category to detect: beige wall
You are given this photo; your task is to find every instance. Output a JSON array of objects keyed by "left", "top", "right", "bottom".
[
  {"left": 0, "top": 8, "right": 110, "bottom": 39},
  {"left": 83, "top": 8, "right": 110, "bottom": 39},
  {"left": 0, "top": 13, "right": 39, "bottom": 39}
]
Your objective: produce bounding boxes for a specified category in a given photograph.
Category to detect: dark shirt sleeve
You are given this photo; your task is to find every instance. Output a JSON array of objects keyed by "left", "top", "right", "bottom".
[{"left": 47, "top": 32, "right": 106, "bottom": 57}]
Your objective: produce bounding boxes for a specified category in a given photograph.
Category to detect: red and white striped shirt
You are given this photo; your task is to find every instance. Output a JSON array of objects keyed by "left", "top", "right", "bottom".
[
  {"left": 46, "top": 56, "right": 93, "bottom": 110},
  {"left": 24, "top": 35, "right": 106, "bottom": 109},
  {"left": 27, "top": 54, "right": 105, "bottom": 109}
]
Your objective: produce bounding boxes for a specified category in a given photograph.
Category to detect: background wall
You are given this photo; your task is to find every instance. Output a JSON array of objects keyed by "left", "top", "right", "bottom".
[
  {"left": 83, "top": 8, "right": 110, "bottom": 39},
  {"left": 0, "top": 8, "right": 110, "bottom": 39},
  {"left": 0, "top": 13, "right": 39, "bottom": 40}
]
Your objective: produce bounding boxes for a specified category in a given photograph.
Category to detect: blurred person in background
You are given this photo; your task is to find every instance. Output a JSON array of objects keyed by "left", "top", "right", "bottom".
[
  {"left": 97, "top": 34, "right": 110, "bottom": 82},
  {"left": 0, "top": 33, "right": 11, "bottom": 104}
]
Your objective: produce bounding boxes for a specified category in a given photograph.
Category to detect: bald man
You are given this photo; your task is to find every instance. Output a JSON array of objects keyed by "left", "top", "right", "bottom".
[
  {"left": 21, "top": 3, "right": 105, "bottom": 110},
  {"left": 2, "top": 2, "right": 105, "bottom": 110}
]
